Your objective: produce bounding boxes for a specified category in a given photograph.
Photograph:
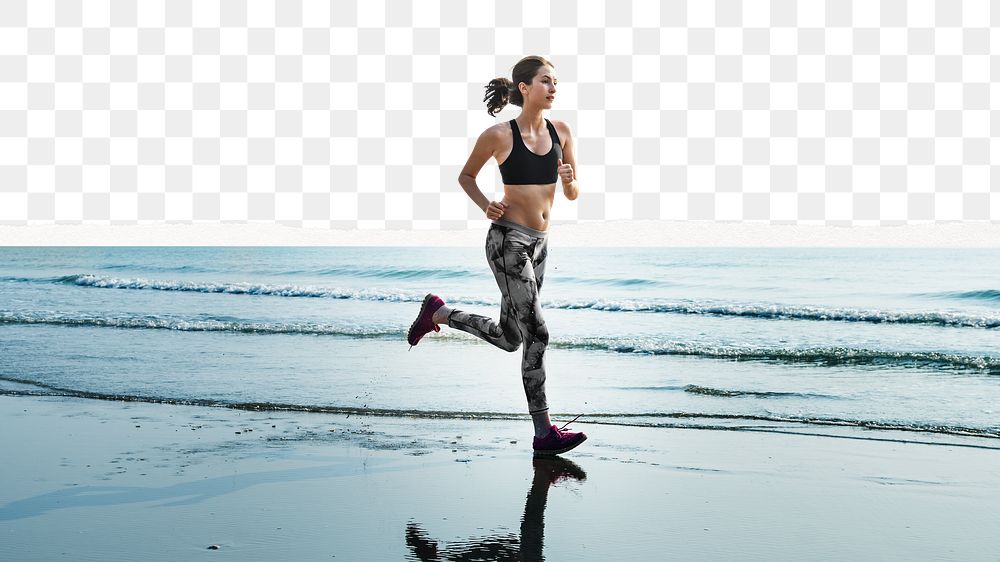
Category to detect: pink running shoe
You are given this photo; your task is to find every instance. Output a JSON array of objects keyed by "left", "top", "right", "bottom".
[
  {"left": 407, "top": 293, "right": 444, "bottom": 348},
  {"left": 533, "top": 424, "right": 587, "bottom": 456}
]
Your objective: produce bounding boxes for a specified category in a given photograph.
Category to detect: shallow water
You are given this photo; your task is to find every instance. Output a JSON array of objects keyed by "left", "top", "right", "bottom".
[{"left": 1, "top": 246, "right": 998, "bottom": 440}]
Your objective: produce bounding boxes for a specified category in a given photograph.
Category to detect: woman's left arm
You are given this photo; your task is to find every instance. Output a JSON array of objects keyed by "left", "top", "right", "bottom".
[{"left": 555, "top": 120, "right": 579, "bottom": 201}]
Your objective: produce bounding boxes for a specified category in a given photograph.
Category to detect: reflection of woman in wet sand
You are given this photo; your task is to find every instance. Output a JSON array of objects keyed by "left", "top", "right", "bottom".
[
  {"left": 407, "top": 56, "right": 586, "bottom": 455},
  {"left": 405, "top": 456, "right": 586, "bottom": 561}
]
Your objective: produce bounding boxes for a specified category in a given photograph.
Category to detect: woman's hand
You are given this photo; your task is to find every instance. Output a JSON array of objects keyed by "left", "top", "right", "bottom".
[
  {"left": 557, "top": 158, "right": 574, "bottom": 185},
  {"left": 485, "top": 200, "right": 508, "bottom": 220}
]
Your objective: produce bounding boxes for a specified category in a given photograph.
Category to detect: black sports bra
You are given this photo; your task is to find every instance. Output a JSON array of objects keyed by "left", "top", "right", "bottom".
[{"left": 498, "top": 118, "right": 562, "bottom": 185}]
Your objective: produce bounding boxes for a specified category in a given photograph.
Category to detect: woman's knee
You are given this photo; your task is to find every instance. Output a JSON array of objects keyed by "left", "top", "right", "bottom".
[
  {"left": 499, "top": 338, "right": 521, "bottom": 353},
  {"left": 531, "top": 322, "right": 549, "bottom": 346},
  {"left": 494, "top": 327, "right": 522, "bottom": 352}
]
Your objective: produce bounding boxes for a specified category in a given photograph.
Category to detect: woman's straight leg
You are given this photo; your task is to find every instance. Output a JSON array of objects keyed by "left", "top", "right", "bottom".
[
  {"left": 518, "top": 234, "right": 549, "bottom": 415},
  {"left": 445, "top": 224, "right": 551, "bottom": 414}
]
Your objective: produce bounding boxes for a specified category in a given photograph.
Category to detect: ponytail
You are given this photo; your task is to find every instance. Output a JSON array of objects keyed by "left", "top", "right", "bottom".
[{"left": 484, "top": 77, "right": 513, "bottom": 117}]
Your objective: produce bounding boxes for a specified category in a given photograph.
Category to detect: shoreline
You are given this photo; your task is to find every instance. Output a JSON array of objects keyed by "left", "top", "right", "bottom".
[
  {"left": 2, "top": 393, "right": 999, "bottom": 560},
  {"left": 1, "top": 220, "right": 999, "bottom": 247}
]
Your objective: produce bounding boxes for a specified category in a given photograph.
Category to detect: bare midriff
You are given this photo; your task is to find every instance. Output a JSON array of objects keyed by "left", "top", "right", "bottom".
[{"left": 500, "top": 183, "right": 556, "bottom": 232}]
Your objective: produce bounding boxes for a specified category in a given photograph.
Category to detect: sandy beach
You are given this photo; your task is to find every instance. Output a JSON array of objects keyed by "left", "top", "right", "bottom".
[{"left": 2, "top": 394, "right": 998, "bottom": 561}]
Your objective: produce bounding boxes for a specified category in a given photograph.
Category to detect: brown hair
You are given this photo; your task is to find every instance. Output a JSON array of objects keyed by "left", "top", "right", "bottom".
[{"left": 483, "top": 55, "right": 554, "bottom": 117}]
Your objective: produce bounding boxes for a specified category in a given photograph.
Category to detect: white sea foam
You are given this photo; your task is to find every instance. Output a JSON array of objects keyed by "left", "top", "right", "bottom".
[{"left": 53, "top": 274, "right": 1000, "bottom": 328}]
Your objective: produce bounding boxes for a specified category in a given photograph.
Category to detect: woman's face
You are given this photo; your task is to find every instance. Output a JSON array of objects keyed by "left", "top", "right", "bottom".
[{"left": 520, "top": 66, "right": 557, "bottom": 108}]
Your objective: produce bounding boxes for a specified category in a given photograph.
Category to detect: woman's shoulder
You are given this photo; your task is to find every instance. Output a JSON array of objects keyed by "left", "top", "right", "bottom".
[
  {"left": 548, "top": 118, "right": 573, "bottom": 140},
  {"left": 486, "top": 120, "right": 513, "bottom": 133},
  {"left": 477, "top": 121, "right": 513, "bottom": 144}
]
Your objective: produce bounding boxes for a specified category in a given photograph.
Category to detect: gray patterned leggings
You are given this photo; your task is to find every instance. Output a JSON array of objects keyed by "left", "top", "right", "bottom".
[{"left": 446, "top": 219, "right": 550, "bottom": 414}]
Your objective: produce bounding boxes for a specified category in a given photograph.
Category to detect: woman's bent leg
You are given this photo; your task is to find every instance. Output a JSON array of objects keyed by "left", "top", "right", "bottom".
[
  {"left": 446, "top": 298, "right": 522, "bottom": 352},
  {"left": 445, "top": 224, "right": 522, "bottom": 352}
]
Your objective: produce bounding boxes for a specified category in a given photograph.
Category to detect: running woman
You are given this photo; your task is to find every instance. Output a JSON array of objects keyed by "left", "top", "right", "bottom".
[{"left": 407, "top": 56, "right": 586, "bottom": 456}]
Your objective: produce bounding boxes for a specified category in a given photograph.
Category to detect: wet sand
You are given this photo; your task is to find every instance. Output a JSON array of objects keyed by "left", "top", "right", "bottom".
[{"left": 2, "top": 394, "right": 999, "bottom": 561}]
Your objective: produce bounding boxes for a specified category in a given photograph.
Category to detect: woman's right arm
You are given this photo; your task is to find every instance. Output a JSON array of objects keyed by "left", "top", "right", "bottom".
[{"left": 457, "top": 127, "right": 505, "bottom": 218}]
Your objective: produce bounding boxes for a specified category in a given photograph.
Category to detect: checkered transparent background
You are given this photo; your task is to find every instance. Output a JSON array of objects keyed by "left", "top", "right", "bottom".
[{"left": 0, "top": 0, "right": 997, "bottom": 229}]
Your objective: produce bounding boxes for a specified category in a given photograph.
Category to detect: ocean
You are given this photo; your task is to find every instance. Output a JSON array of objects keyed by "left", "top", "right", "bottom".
[{"left": 1, "top": 245, "right": 998, "bottom": 441}]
